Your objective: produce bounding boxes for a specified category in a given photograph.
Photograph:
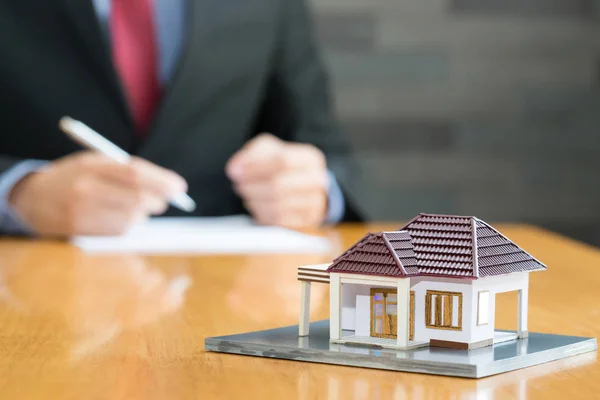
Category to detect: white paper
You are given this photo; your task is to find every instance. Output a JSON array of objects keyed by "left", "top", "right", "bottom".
[{"left": 72, "top": 216, "right": 333, "bottom": 254}]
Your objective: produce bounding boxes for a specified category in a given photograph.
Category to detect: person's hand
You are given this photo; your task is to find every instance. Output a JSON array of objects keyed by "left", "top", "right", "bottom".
[
  {"left": 9, "top": 152, "right": 187, "bottom": 237},
  {"left": 225, "top": 133, "right": 329, "bottom": 229}
]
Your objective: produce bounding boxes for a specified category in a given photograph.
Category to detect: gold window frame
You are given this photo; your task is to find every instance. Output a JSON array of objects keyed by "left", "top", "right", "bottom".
[
  {"left": 425, "top": 290, "right": 463, "bottom": 331},
  {"left": 370, "top": 288, "right": 415, "bottom": 340}
]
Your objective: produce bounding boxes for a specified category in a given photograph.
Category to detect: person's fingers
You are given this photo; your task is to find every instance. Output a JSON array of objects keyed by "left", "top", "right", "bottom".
[
  {"left": 233, "top": 171, "right": 328, "bottom": 202},
  {"left": 229, "top": 141, "right": 327, "bottom": 183},
  {"left": 244, "top": 193, "right": 326, "bottom": 229},
  {"left": 243, "top": 199, "right": 292, "bottom": 227},
  {"left": 72, "top": 176, "right": 136, "bottom": 210},
  {"left": 142, "top": 195, "right": 169, "bottom": 216},
  {"left": 92, "top": 157, "right": 188, "bottom": 197},
  {"left": 72, "top": 175, "right": 167, "bottom": 216},
  {"left": 226, "top": 134, "right": 284, "bottom": 182},
  {"left": 10, "top": 152, "right": 170, "bottom": 238},
  {"left": 69, "top": 205, "right": 144, "bottom": 236},
  {"left": 245, "top": 203, "right": 310, "bottom": 229},
  {"left": 248, "top": 193, "right": 326, "bottom": 215},
  {"left": 273, "top": 143, "right": 326, "bottom": 172}
]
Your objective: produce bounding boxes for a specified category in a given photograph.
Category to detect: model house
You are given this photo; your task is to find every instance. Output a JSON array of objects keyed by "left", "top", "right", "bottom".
[{"left": 298, "top": 213, "right": 547, "bottom": 350}]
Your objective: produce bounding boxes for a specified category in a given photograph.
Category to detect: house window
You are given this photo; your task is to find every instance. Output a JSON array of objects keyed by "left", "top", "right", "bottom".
[
  {"left": 425, "top": 290, "right": 462, "bottom": 331},
  {"left": 370, "top": 288, "right": 415, "bottom": 340},
  {"left": 477, "top": 291, "right": 490, "bottom": 326},
  {"left": 370, "top": 288, "right": 397, "bottom": 339}
]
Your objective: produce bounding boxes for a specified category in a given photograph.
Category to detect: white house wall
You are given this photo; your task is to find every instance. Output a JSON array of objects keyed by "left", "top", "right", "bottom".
[
  {"left": 332, "top": 274, "right": 405, "bottom": 338},
  {"left": 331, "top": 272, "right": 532, "bottom": 346},
  {"left": 470, "top": 273, "right": 529, "bottom": 343},
  {"left": 341, "top": 284, "right": 370, "bottom": 331},
  {"left": 410, "top": 277, "right": 473, "bottom": 343},
  {"left": 355, "top": 295, "right": 370, "bottom": 336}
]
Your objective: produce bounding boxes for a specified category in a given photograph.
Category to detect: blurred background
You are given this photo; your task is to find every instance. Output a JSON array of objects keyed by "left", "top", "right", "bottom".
[{"left": 311, "top": 0, "right": 600, "bottom": 246}]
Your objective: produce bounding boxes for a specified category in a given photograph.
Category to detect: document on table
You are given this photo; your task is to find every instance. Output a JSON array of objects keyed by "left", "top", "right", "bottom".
[{"left": 71, "top": 216, "right": 333, "bottom": 254}]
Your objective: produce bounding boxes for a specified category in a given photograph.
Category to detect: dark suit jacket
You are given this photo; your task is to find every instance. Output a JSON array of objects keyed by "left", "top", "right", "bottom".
[{"left": 0, "top": 0, "right": 363, "bottom": 221}]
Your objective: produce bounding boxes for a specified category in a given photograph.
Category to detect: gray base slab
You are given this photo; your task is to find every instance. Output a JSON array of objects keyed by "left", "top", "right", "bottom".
[{"left": 205, "top": 320, "right": 597, "bottom": 378}]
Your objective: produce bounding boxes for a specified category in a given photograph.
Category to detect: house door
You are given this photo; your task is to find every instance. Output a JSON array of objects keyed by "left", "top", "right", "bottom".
[{"left": 370, "top": 288, "right": 415, "bottom": 340}]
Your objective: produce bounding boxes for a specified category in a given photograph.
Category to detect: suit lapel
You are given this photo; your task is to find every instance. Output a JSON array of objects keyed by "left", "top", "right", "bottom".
[
  {"left": 61, "top": 0, "right": 132, "bottom": 129},
  {"left": 59, "top": 0, "right": 218, "bottom": 156},
  {"left": 137, "top": 0, "right": 216, "bottom": 157}
]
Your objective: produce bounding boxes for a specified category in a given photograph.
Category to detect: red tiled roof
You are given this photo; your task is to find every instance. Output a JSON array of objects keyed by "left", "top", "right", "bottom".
[
  {"left": 400, "top": 214, "right": 476, "bottom": 277},
  {"left": 326, "top": 213, "right": 547, "bottom": 279},
  {"left": 473, "top": 219, "right": 547, "bottom": 277},
  {"left": 328, "top": 231, "right": 419, "bottom": 277}
]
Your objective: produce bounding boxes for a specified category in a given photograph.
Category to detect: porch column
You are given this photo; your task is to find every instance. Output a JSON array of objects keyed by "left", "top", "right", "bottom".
[
  {"left": 518, "top": 288, "right": 529, "bottom": 338},
  {"left": 299, "top": 281, "right": 311, "bottom": 336},
  {"left": 330, "top": 274, "right": 341, "bottom": 340},
  {"left": 397, "top": 278, "right": 410, "bottom": 348}
]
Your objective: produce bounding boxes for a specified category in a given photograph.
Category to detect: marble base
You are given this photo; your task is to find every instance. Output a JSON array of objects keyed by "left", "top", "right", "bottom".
[{"left": 205, "top": 320, "right": 597, "bottom": 378}]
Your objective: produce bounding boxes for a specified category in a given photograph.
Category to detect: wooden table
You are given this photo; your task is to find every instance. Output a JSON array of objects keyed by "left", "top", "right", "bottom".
[{"left": 0, "top": 223, "right": 598, "bottom": 399}]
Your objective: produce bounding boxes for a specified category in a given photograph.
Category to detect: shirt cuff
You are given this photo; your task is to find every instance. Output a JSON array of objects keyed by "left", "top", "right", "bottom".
[
  {"left": 325, "top": 170, "right": 345, "bottom": 224},
  {"left": 0, "top": 160, "right": 48, "bottom": 235}
]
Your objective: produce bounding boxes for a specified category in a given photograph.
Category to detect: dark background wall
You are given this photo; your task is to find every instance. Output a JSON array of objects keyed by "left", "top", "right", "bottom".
[{"left": 311, "top": 0, "right": 600, "bottom": 246}]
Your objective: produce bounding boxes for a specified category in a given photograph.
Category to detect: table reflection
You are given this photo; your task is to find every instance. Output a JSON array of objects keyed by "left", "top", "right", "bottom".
[
  {"left": 294, "top": 351, "right": 597, "bottom": 400},
  {"left": 0, "top": 245, "right": 190, "bottom": 360},
  {"left": 226, "top": 254, "right": 330, "bottom": 325}
]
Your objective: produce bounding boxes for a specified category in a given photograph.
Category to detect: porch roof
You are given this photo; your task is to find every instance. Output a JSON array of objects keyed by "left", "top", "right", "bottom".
[{"left": 297, "top": 264, "right": 330, "bottom": 284}]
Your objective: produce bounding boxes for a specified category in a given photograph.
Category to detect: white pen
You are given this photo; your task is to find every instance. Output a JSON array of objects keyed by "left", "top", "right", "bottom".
[{"left": 58, "top": 116, "right": 196, "bottom": 213}]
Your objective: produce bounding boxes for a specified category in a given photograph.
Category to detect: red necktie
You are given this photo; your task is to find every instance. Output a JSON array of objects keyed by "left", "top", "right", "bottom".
[{"left": 110, "top": 0, "right": 161, "bottom": 136}]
